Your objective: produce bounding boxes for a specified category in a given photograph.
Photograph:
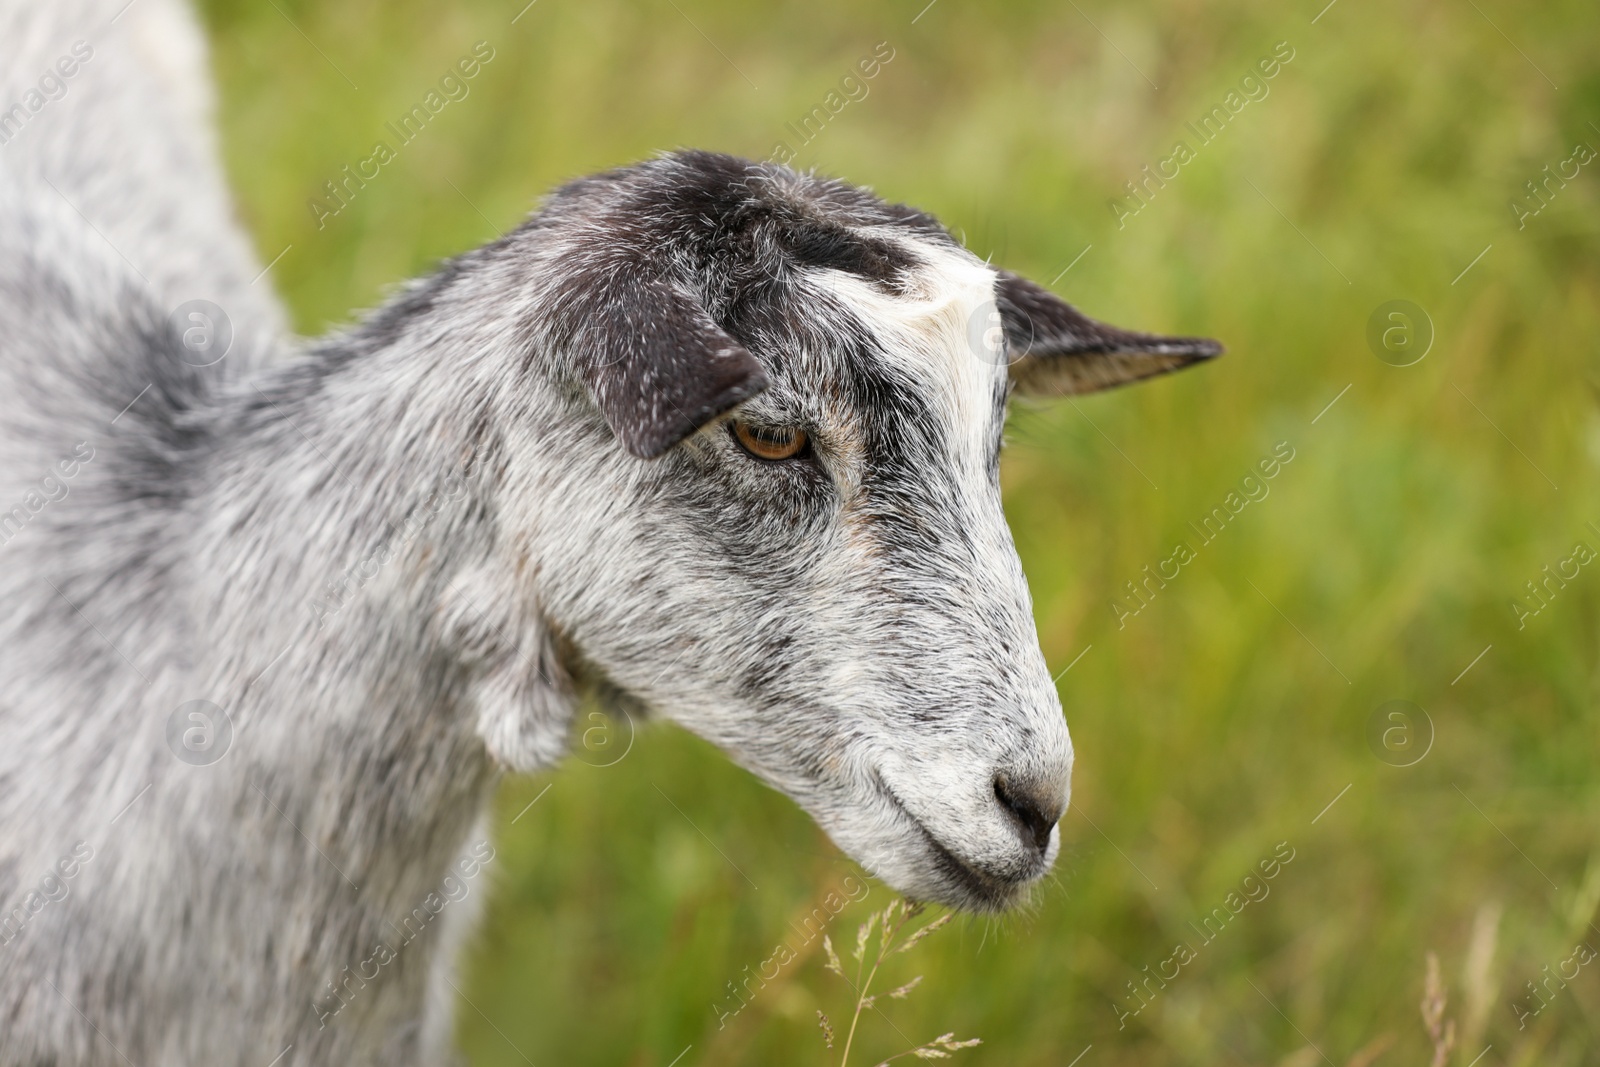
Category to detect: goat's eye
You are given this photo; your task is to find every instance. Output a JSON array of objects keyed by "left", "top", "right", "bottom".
[{"left": 730, "top": 421, "right": 808, "bottom": 461}]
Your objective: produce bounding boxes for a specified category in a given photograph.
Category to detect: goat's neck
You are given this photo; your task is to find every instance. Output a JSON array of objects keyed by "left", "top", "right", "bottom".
[{"left": 199, "top": 253, "right": 576, "bottom": 873}]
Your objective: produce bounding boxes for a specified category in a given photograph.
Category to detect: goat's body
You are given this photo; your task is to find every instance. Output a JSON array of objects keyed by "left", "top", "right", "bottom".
[
  {"left": 0, "top": 142, "right": 508, "bottom": 1067},
  {"left": 0, "top": 0, "right": 285, "bottom": 368},
  {"left": 0, "top": 4, "right": 528, "bottom": 1062}
]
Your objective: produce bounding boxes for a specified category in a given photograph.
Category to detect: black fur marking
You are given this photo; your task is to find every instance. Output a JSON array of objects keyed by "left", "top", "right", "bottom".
[
  {"left": 531, "top": 151, "right": 968, "bottom": 458},
  {"left": 780, "top": 219, "right": 918, "bottom": 292}
]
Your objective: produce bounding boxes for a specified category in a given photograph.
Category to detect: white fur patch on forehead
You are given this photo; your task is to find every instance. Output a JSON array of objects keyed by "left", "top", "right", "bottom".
[{"left": 809, "top": 239, "right": 1004, "bottom": 460}]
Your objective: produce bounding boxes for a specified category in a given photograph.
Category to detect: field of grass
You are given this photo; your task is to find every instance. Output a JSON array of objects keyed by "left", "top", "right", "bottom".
[{"left": 196, "top": 0, "right": 1599, "bottom": 1063}]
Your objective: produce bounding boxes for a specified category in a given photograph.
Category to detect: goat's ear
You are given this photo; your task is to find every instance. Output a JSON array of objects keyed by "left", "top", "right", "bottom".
[
  {"left": 576, "top": 279, "right": 769, "bottom": 459},
  {"left": 996, "top": 271, "right": 1222, "bottom": 396}
]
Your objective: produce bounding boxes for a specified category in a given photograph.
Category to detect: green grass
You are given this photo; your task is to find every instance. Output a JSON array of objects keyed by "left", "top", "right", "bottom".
[{"left": 197, "top": 0, "right": 1599, "bottom": 1062}]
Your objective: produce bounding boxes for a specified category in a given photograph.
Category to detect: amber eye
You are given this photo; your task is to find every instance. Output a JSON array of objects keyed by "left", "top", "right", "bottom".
[{"left": 731, "top": 421, "right": 809, "bottom": 461}]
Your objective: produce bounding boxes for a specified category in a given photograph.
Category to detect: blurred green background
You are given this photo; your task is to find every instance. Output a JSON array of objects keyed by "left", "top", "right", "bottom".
[{"left": 195, "top": 0, "right": 1598, "bottom": 1063}]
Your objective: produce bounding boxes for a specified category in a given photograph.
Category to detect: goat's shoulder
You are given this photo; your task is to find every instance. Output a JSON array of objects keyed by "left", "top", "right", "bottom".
[{"left": 0, "top": 177, "right": 176, "bottom": 482}]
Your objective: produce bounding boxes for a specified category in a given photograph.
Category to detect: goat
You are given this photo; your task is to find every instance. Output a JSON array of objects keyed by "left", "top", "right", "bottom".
[{"left": 0, "top": 1, "right": 1221, "bottom": 1063}]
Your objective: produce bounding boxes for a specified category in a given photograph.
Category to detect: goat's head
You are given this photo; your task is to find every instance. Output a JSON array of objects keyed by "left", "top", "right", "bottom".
[{"left": 504, "top": 151, "right": 1219, "bottom": 911}]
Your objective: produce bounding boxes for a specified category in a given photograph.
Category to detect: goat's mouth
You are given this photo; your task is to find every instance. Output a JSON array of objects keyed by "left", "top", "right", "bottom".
[{"left": 869, "top": 773, "right": 1036, "bottom": 912}]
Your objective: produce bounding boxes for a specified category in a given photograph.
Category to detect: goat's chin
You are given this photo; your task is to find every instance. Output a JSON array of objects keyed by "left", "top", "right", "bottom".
[
  {"left": 830, "top": 782, "right": 1056, "bottom": 914},
  {"left": 910, "top": 827, "right": 1051, "bottom": 914},
  {"left": 865, "top": 832, "right": 1051, "bottom": 914}
]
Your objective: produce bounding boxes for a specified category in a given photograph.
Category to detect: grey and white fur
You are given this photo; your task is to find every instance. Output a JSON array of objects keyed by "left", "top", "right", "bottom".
[{"left": 0, "top": 1, "right": 1221, "bottom": 1063}]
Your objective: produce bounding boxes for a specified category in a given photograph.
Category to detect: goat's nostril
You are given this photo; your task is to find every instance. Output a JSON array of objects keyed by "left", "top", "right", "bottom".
[{"left": 993, "top": 776, "right": 1059, "bottom": 856}]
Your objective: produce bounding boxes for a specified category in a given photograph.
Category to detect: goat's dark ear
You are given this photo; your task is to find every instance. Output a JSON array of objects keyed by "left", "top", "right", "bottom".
[
  {"left": 996, "top": 271, "right": 1222, "bottom": 396},
  {"left": 576, "top": 279, "right": 769, "bottom": 459}
]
